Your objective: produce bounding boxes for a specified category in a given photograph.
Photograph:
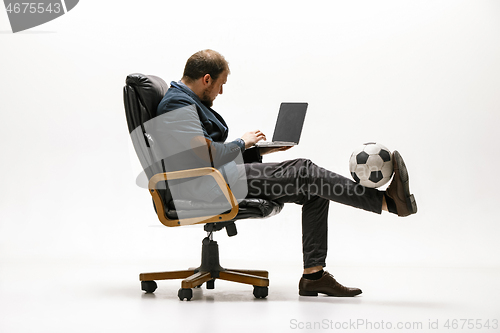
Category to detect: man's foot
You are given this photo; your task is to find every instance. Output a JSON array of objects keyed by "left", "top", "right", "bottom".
[
  {"left": 299, "top": 271, "right": 362, "bottom": 297},
  {"left": 386, "top": 150, "right": 417, "bottom": 217}
]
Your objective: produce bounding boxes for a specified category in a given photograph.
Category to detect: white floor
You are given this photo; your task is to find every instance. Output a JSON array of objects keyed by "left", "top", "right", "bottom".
[{"left": 1, "top": 258, "right": 499, "bottom": 333}]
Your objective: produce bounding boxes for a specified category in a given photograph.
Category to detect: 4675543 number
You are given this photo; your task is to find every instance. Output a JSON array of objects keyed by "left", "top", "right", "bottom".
[
  {"left": 444, "top": 319, "right": 498, "bottom": 330},
  {"left": 6, "top": 2, "right": 62, "bottom": 14}
]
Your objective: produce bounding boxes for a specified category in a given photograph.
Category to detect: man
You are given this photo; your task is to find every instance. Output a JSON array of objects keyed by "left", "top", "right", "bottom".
[{"left": 157, "top": 49, "right": 417, "bottom": 297}]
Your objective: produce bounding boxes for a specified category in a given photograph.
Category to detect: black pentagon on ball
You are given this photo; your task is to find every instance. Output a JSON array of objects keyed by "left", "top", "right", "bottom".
[
  {"left": 356, "top": 151, "right": 369, "bottom": 164},
  {"left": 351, "top": 172, "right": 360, "bottom": 183},
  {"left": 379, "top": 149, "right": 391, "bottom": 162},
  {"left": 369, "top": 170, "right": 384, "bottom": 183}
]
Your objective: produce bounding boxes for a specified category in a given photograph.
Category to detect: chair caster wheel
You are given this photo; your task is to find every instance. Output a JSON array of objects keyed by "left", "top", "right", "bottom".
[
  {"left": 253, "top": 286, "right": 268, "bottom": 299},
  {"left": 178, "top": 288, "right": 193, "bottom": 301},
  {"left": 206, "top": 279, "right": 215, "bottom": 289},
  {"left": 141, "top": 281, "right": 157, "bottom": 293}
]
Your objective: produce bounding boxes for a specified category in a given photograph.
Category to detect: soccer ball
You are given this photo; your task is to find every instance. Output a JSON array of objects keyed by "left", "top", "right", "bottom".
[{"left": 349, "top": 142, "right": 394, "bottom": 188}]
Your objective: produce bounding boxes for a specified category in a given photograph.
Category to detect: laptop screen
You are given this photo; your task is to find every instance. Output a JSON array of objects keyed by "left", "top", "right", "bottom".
[{"left": 272, "top": 102, "right": 308, "bottom": 143}]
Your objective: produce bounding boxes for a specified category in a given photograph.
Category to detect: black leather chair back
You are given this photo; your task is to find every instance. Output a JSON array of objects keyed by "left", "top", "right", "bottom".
[
  {"left": 123, "top": 73, "right": 168, "bottom": 133},
  {"left": 123, "top": 74, "right": 169, "bottom": 181}
]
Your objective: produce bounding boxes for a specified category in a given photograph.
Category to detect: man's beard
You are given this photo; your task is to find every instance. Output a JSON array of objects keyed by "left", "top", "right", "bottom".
[
  {"left": 200, "top": 87, "right": 214, "bottom": 108},
  {"left": 201, "top": 98, "right": 213, "bottom": 108}
]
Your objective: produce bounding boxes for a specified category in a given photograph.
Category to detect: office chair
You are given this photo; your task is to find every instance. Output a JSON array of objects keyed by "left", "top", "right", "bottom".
[{"left": 123, "top": 73, "right": 284, "bottom": 300}]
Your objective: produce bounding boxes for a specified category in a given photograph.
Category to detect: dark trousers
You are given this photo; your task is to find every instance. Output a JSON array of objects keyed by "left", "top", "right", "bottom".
[{"left": 244, "top": 158, "right": 384, "bottom": 268}]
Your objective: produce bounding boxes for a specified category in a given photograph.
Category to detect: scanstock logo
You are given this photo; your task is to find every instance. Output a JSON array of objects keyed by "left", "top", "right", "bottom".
[{"left": 3, "top": 0, "right": 79, "bottom": 33}]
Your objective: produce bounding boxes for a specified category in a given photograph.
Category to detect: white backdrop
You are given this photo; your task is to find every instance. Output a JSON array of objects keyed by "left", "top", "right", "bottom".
[{"left": 1, "top": 0, "right": 499, "bottom": 278}]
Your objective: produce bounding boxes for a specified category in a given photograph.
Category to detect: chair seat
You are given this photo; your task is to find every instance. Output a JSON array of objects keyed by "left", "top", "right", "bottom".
[{"left": 166, "top": 198, "right": 283, "bottom": 220}]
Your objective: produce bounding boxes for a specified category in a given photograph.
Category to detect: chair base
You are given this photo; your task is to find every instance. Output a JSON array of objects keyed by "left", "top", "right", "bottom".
[{"left": 139, "top": 237, "right": 269, "bottom": 300}]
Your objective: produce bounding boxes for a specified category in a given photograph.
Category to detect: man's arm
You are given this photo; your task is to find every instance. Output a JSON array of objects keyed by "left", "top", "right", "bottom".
[{"left": 157, "top": 96, "right": 252, "bottom": 167}]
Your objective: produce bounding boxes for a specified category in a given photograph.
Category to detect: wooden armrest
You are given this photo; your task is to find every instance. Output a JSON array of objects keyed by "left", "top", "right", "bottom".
[{"left": 148, "top": 167, "right": 239, "bottom": 227}]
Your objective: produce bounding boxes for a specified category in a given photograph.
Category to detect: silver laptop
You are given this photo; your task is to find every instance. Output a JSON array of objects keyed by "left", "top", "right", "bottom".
[{"left": 256, "top": 102, "right": 308, "bottom": 148}]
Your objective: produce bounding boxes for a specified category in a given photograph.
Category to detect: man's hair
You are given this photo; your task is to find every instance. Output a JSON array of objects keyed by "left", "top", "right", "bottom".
[{"left": 182, "top": 49, "right": 230, "bottom": 82}]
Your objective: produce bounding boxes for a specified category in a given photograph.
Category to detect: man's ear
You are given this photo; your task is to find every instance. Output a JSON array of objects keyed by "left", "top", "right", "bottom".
[{"left": 202, "top": 74, "right": 212, "bottom": 86}]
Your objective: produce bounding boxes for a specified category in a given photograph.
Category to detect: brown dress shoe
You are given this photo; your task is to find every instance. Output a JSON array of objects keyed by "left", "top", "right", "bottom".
[
  {"left": 299, "top": 271, "right": 362, "bottom": 297},
  {"left": 386, "top": 151, "right": 417, "bottom": 217}
]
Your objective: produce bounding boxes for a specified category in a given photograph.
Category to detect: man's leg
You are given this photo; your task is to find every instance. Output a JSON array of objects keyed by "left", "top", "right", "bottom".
[
  {"left": 244, "top": 159, "right": 363, "bottom": 296},
  {"left": 245, "top": 158, "right": 385, "bottom": 213},
  {"left": 243, "top": 157, "right": 414, "bottom": 297},
  {"left": 301, "top": 195, "right": 329, "bottom": 270},
  {"left": 245, "top": 161, "right": 330, "bottom": 269},
  {"left": 244, "top": 158, "right": 386, "bottom": 270},
  {"left": 298, "top": 195, "right": 362, "bottom": 297}
]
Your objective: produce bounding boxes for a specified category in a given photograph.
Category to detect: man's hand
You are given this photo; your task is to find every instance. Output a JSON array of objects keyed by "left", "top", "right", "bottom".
[
  {"left": 241, "top": 130, "right": 266, "bottom": 149},
  {"left": 259, "top": 146, "right": 294, "bottom": 155}
]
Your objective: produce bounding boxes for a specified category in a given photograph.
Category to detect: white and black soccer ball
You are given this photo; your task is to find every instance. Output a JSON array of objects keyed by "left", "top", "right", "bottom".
[{"left": 349, "top": 142, "right": 394, "bottom": 188}]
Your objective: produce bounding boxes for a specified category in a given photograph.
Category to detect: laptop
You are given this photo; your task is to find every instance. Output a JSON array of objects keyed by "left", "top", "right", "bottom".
[{"left": 255, "top": 102, "right": 308, "bottom": 148}]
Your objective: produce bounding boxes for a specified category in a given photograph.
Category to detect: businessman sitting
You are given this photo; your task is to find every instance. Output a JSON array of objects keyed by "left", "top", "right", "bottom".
[{"left": 156, "top": 49, "right": 417, "bottom": 297}]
